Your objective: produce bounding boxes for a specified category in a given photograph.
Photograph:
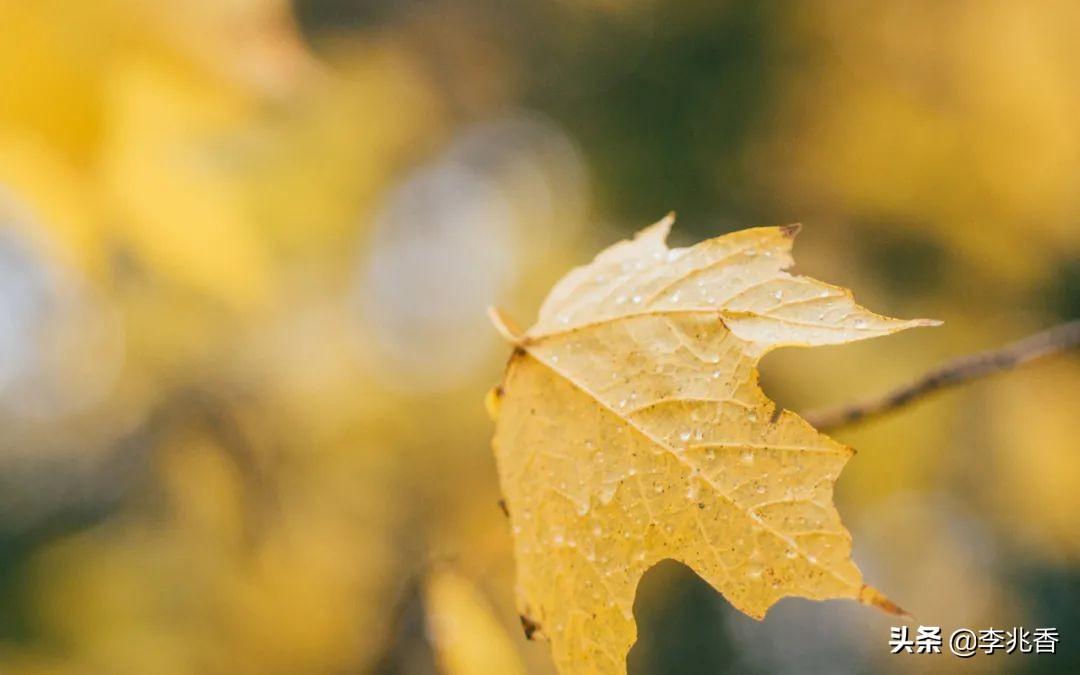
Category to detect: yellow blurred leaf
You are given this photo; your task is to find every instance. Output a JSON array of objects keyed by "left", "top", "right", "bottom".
[
  {"left": 990, "top": 359, "right": 1080, "bottom": 559},
  {"left": 425, "top": 569, "right": 526, "bottom": 675},
  {"left": 770, "top": 1, "right": 1080, "bottom": 279},
  {"left": 101, "top": 61, "right": 271, "bottom": 308},
  {"left": 0, "top": 132, "right": 103, "bottom": 275},
  {"left": 489, "top": 216, "right": 936, "bottom": 674}
]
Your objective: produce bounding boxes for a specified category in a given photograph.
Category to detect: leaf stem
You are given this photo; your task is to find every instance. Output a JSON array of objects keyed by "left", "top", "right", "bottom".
[
  {"left": 804, "top": 319, "right": 1080, "bottom": 432},
  {"left": 487, "top": 306, "right": 525, "bottom": 345}
]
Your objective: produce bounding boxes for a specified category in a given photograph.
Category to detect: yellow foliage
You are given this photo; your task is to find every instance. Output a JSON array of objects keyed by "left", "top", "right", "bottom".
[
  {"left": 489, "top": 217, "right": 935, "bottom": 674},
  {"left": 425, "top": 569, "right": 526, "bottom": 675},
  {"left": 990, "top": 359, "right": 1080, "bottom": 559},
  {"left": 773, "top": 0, "right": 1080, "bottom": 278},
  {"left": 102, "top": 62, "right": 272, "bottom": 308}
]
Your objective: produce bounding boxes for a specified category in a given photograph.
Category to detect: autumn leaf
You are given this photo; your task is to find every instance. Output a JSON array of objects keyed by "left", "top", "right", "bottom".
[{"left": 487, "top": 215, "right": 938, "bottom": 674}]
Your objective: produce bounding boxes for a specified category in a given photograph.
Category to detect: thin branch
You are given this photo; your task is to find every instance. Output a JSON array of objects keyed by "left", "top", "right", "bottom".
[{"left": 804, "top": 319, "right": 1080, "bottom": 432}]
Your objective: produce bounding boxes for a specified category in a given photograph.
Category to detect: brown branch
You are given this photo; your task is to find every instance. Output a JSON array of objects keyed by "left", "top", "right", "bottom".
[{"left": 804, "top": 319, "right": 1080, "bottom": 432}]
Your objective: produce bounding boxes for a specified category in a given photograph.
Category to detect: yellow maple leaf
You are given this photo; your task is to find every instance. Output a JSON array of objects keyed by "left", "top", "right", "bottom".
[{"left": 488, "top": 215, "right": 938, "bottom": 674}]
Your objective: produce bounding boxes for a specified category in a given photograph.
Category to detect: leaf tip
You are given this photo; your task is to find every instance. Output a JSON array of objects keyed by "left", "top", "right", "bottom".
[
  {"left": 519, "top": 614, "right": 543, "bottom": 641},
  {"left": 779, "top": 222, "right": 802, "bottom": 238},
  {"left": 859, "top": 584, "right": 910, "bottom": 619},
  {"left": 638, "top": 212, "right": 677, "bottom": 245}
]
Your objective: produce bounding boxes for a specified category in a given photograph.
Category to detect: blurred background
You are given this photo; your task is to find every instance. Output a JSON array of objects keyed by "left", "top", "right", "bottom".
[{"left": 0, "top": 1, "right": 1076, "bottom": 673}]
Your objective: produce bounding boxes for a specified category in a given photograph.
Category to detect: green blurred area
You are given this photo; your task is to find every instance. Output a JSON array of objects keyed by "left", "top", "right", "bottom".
[{"left": 0, "top": 1, "right": 1076, "bottom": 673}]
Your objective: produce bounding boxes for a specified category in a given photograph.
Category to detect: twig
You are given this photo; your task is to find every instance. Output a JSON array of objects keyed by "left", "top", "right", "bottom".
[{"left": 804, "top": 319, "right": 1080, "bottom": 432}]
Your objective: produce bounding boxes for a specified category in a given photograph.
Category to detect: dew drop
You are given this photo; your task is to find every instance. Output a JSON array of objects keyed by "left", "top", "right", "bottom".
[
  {"left": 771, "top": 290, "right": 783, "bottom": 300},
  {"left": 631, "top": 295, "right": 642, "bottom": 304},
  {"left": 679, "top": 430, "right": 692, "bottom": 442},
  {"left": 599, "top": 483, "right": 618, "bottom": 504}
]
